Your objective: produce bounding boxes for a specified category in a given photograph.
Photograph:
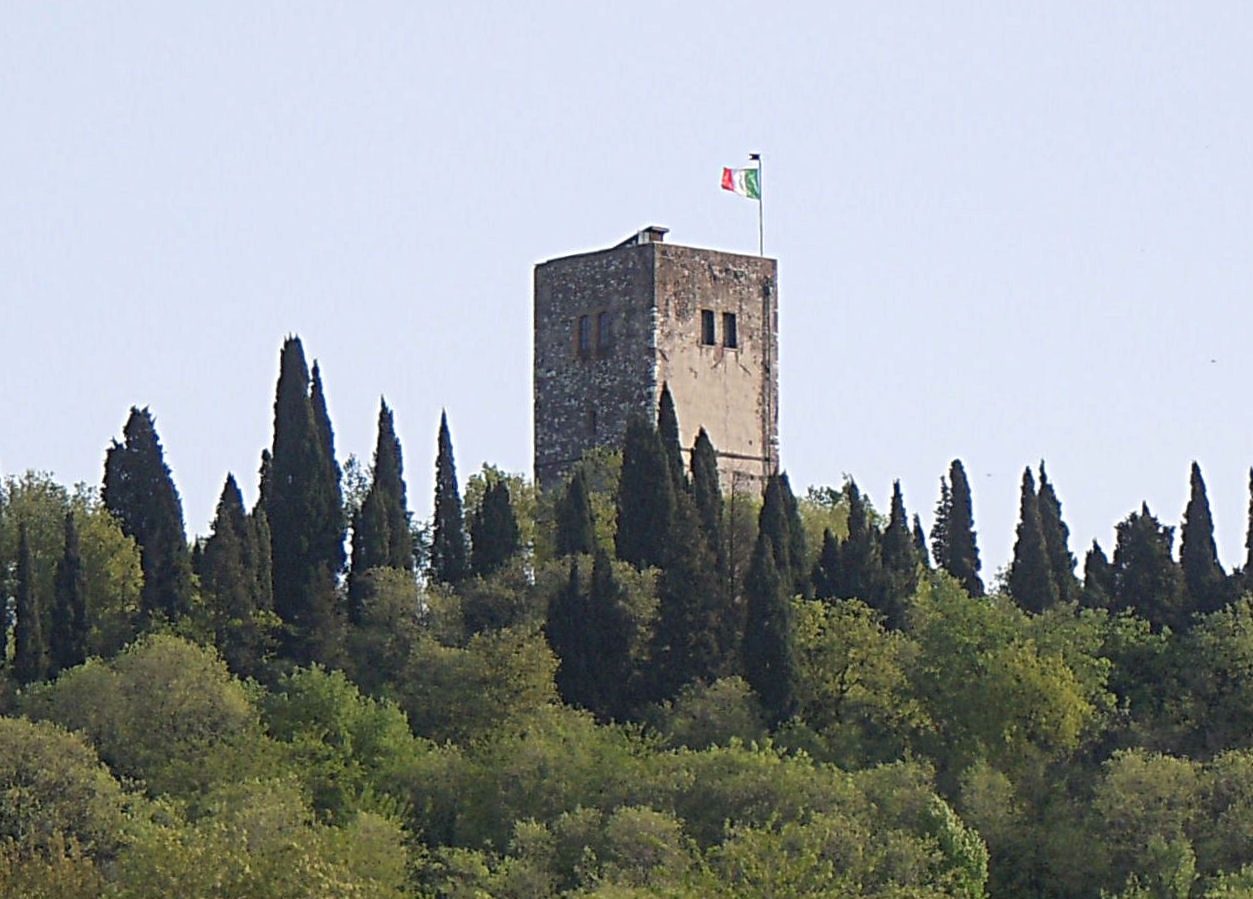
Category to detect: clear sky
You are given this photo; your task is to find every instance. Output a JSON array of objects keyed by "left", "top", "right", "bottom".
[{"left": 3, "top": 3, "right": 1252, "bottom": 578}]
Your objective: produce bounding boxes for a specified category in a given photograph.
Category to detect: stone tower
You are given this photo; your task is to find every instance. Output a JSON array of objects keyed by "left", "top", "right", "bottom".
[{"left": 533, "top": 226, "right": 778, "bottom": 488}]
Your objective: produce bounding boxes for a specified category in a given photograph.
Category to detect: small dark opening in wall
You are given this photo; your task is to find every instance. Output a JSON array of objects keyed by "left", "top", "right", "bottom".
[
  {"left": 597, "top": 311, "right": 612, "bottom": 349},
  {"left": 577, "top": 314, "right": 592, "bottom": 355},
  {"left": 722, "top": 312, "right": 738, "bottom": 348},
  {"left": 588, "top": 409, "right": 597, "bottom": 436},
  {"left": 700, "top": 309, "right": 716, "bottom": 346}
]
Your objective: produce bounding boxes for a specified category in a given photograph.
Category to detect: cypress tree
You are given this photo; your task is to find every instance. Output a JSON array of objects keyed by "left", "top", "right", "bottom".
[
  {"left": 650, "top": 493, "right": 727, "bottom": 699},
  {"left": 14, "top": 523, "right": 48, "bottom": 685},
  {"left": 102, "top": 406, "right": 194, "bottom": 621},
  {"left": 201, "top": 474, "right": 271, "bottom": 677},
  {"left": 657, "top": 382, "right": 687, "bottom": 494},
  {"left": 1008, "top": 467, "right": 1058, "bottom": 614},
  {"left": 470, "top": 478, "right": 521, "bottom": 578},
  {"left": 811, "top": 529, "right": 842, "bottom": 601},
  {"left": 881, "top": 480, "right": 920, "bottom": 624},
  {"left": 1180, "top": 461, "right": 1227, "bottom": 616},
  {"left": 943, "top": 460, "right": 983, "bottom": 596},
  {"left": 429, "top": 411, "right": 469, "bottom": 585},
  {"left": 912, "top": 514, "right": 930, "bottom": 566},
  {"left": 837, "top": 479, "right": 885, "bottom": 610},
  {"left": 349, "top": 400, "right": 413, "bottom": 613},
  {"left": 1081, "top": 540, "right": 1115, "bottom": 609},
  {"left": 546, "top": 559, "right": 592, "bottom": 709},
  {"left": 1245, "top": 468, "right": 1253, "bottom": 576},
  {"left": 931, "top": 477, "right": 951, "bottom": 573},
  {"left": 1112, "top": 503, "right": 1187, "bottom": 632},
  {"left": 759, "top": 472, "right": 808, "bottom": 599},
  {"left": 742, "top": 532, "right": 797, "bottom": 728},
  {"left": 554, "top": 467, "right": 596, "bottom": 556},
  {"left": 690, "top": 428, "right": 726, "bottom": 579},
  {"left": 265, "top": 337, "right": 344, "bottom": 666},
  {"left": 615, "top": 413, "right": 675, "bottom": 570},
  {"left": 50, "top": 511, "right": 88, "bottom": 676},
  {"left": 1037, "top": 463, "right": 1079, "bottom": 603}
]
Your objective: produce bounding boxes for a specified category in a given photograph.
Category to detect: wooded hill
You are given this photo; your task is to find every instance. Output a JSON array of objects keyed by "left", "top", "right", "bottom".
[{"left": 3, "top": 334, "right": 1253, "bottom": 897}]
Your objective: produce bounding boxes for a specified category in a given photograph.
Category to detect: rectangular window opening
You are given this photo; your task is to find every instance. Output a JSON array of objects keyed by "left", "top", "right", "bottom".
[
  {"left": 577, "top": 314, "right": 592, "bottom": 355},
  {"left": 722, "top": 312, "right": 738, "bottom": 348},
  {"left": 596, "top": 311, "right": 612, "bottom": 349},
  {"left": 700, "top": 309, "right": 716, "bottom": 346}
]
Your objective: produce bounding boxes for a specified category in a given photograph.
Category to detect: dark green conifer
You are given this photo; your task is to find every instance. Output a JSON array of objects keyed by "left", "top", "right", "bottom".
[
  {"left": 912, "top": 514, "right": 930, "bottom": 566},
  {"left": 201, "top": 474, "right": 272, "bottom": 677},
  {"left": 14, "top": 523, "right": 48, "bottom": 685},
  {"left": 429, "top": 411, "right": 469, "bottom": 585},
  {"left": 470, "top": 478, "right": 521, "bottom": 578},
  {"left": 50, "top": 511, "right": 88, "bottom": 676},
  {"left": 546, "top": 560, "right": 592, "bottom": 708},
  {"left": 650, "top": 493, "right": 728, "bottom": 700},
  {"left": 1245, "top": 468, "right": 1253, "bottom": 576},
  {"left": 1008, "top": 467, "right": 1058, "bottom": 614},
  {"left": 657, "top": 382, "right": 687, "bottom": 494},
  {"left": 811, "top": 529, "right": 842, "bottom": 601},
  {"left": 1036, "top": 463, "right": 1079, "bottom": 603},
  {"left": 690, "top": 428, "right": 726, "bottom": 578},
  {"left": 554, "top": 468, "right": 596, "bottom": 557},
  {"left": 265, "top": 337, "right": 345, "bottom": 665},
  {"left": 615, "top": 414, "right": 675, "bottom": 570},
  {"left": 742, "top": 532, "right": 797, "bottom": 728},
  {"left": 944, "top": 460, "right": 983, "bottom": 596},
  {"left": 1081, "top": 540, "right": 1115, "bottom": 609},
  {"left": 837, "top": 480, "right": 885, "bottom": 610},
  {"left": 1112, "top": 503, "right": 1187, "bottom": 632},
  {"left": 349, "top": 400, "right": 413, "bottom": 615},
  {"left": 1180, "top": 461, "right": 1227, "bottom": 616},
  {"left": 930, "top": 477, "right": 951, "bottom": 573},
  {"left": 102, "top": 406, "right": 194, "bottom": 621},
  {"left": 881, "top": 481, "right": 920, "bottom": 624},
  {"left": 759, "top": 472, "right": 808, "bottom": 598}
]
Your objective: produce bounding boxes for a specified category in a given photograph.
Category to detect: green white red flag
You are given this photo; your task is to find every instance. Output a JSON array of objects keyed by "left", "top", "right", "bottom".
[{"left": 721, "top": 166, "right": 760, "bottom": 200}]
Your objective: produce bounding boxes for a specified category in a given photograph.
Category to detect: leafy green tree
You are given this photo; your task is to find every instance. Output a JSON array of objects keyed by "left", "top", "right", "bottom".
[
  {"left": 1113, "top": 503, "right": 1187, "bottom": 632},
  {"left": 470, "top": 477, "right": 521, "bottom": 578},
  {"left": 429, "top": 410, "right": 469, "bottom": 585},
  {"left": 1182, "top": 461, "right": 1228, "bottom": 618},
  {"left": 264, "top": 337, "right": 345, "bottom": 665},
  {"left": 1008, "top": 467, "right": 1059, "bottom": 614},
  {"left": 102, "top": 406, "right": 194, "bottom": 621},
  {"left": 1037, "top": 462, "right": 1080, "bottom": 603},
  {"left": 614, "top": 413, "right": 675, "bottom": 570},
  {"left": 14, "top": 522, "right": 49, "bottom": 684},
  {"left": 50, "top": 511, "right": 88, "bottom": 677},
  {"left": 348, "top": 399, "right": 413, "bottom": 616},
  {"left": 657, "top": 382, "right": 687, "bottom": 494},
  {"left": 741, "top": 532, "right": 797, "bottom": 727},
  {"left": 553, "top": 467, "right": 596, "bottom": 557}
]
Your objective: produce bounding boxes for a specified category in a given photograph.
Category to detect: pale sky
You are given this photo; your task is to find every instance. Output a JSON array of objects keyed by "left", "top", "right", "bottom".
[{"left": 3, "top": 3, "right": 1252, "bottom": 577}]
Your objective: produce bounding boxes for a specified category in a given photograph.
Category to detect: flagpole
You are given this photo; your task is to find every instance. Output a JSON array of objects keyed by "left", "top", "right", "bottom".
[{"left": 750, "top": 152, "right": 763, "bottom": 256}]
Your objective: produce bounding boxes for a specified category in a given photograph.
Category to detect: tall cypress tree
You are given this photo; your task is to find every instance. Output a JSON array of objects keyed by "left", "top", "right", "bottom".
[
  {"left": 1036, "top": 463, "right": 1079, "bottom": 603},
  {"left": 759, "top": 472, "right": 808, "bottom": 599},
  {"left": 265, "top": 337, "right": 344, "bottom": 665},
  {"left": 201, "top": 474, "right": 271, "bottom": 677},
  {"left": 742, "top": 532, "right": 797, "bottom": 728},
  {"left": 836, "top": 479, "right": 885, "bottom": 611},
  {"left": 308, "top": 361, "right": 346, "bottom": 581},
  {"left": 650, "top": 492, "right": 728, "bottom": 700},
  {"left": 429, "top": 411, "right": 469, "bottom": 585},
  {"left": 470, "top": 478, "right": 521, "bottom": 578},
  {"left": 102, "top": 406, "right": 194, "bottom": 621},
  {"left": 554, "top": 467, "right": 596, "bottom": 557},
  {"left": 881, "top": 480, "right": 920, "bottom": 624},
  {"left": 690, "top": 428, "right": 726, "bottom": 579},
  {"left": 14, "top": 523, "right": 48, "bottom": 685},
  {"left": 931, "top": 477, "right": 951, "bottom": 573},
  {"left": 912, "top": 514, "right": 930, "bottom": 567},
  {"left": 1112, "top": 503, "right": 1187, "bottom": 632},
  {"left": 811, "top": 529, "right": 842, "bottom": 601},
  {"left": 349, "top": 400, "right": 413, "bottom": 614},
  {"left": 1180, "top": 461, "right": 1227, "bottom": 616},
  {"left": 657, "top": 382, "right": 687, "bottom": 494},
  {"left": 50, "top": 511, "right": 88, "bottom": 676},
  {"left": 1008, "top": 467, "right": 1058, "bottom": 614},
  {"left": 615, "top": 413, "right": 675, "bottom": 570},
  {"left": 547, "top": 559, "right": 592, "bottom": 709},
  {"left": 943, "top": 460, "right": 983, "bottom": 596}
]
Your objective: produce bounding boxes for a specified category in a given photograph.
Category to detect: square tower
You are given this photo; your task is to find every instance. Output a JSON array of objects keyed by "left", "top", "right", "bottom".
[{"left": 534, "top": 226, "right": 779, "bottom": 488}]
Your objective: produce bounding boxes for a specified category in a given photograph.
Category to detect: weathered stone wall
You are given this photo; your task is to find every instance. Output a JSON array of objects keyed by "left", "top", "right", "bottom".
[{"left": 533, "top": 234, "right": 779, "bottom": 491}]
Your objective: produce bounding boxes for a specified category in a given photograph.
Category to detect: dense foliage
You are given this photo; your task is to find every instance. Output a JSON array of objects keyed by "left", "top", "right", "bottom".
[{"left": 6, "top": 335, "right": 1253, "bottom": 896}]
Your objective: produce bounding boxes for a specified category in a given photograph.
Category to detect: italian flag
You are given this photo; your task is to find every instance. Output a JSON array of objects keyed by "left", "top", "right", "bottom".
[{"left": 721, "top": 166, "right": 760, "bottom": 200}]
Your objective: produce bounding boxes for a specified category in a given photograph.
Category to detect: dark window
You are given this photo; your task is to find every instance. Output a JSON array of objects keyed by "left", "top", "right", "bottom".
[
  {"left": 597, "top": 311, "right": 612, "bottom": 349},
  {"left": 577, "top": 314, "right": 592, "bottom": 354},
  {"left": 700, "top": 309, "right": 716, "bottom": 345},
  {"left": 722, "top": 312, "right": 738, "bottom": 348},
  {"left": 588, "top": 409, "right": 597, "bottom": 436}
]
